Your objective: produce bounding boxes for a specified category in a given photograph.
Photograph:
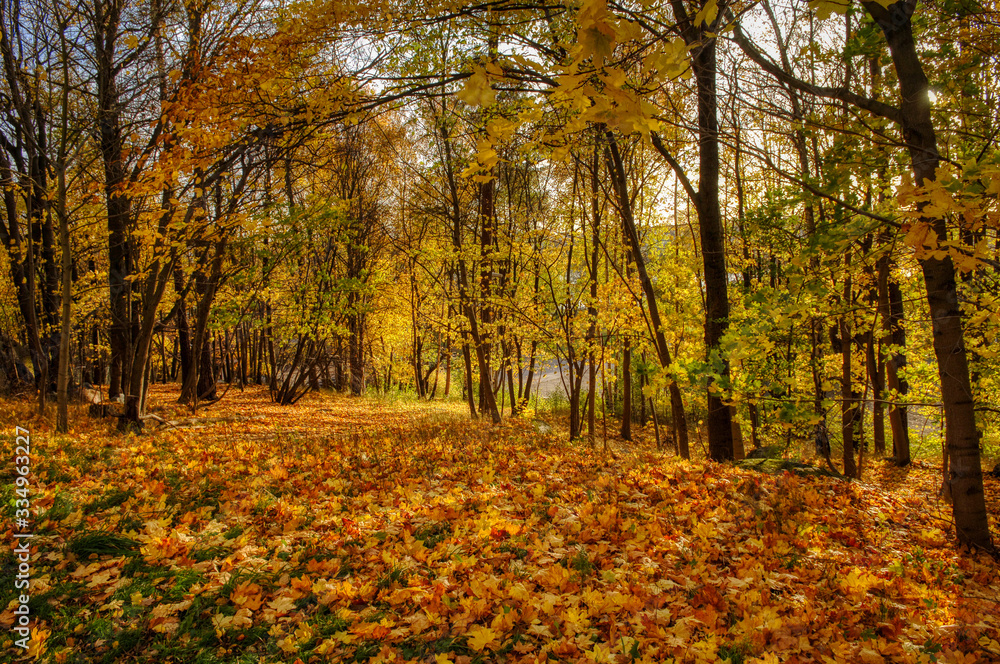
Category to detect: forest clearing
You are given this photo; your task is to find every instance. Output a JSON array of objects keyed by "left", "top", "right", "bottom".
[{"left": 1, "top": 387, "right": 1000, "bottom": 664}]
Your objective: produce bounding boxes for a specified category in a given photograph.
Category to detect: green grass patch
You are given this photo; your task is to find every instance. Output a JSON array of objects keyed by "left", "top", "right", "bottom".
[
  {"left": 84, "top": 487, "right": 133, "bottom": 514},
  {"left": 413, "top": 521, "right": 451, "bottom": 548},
  {"left": 45, "top": 491, "right": 75, "bottom": 521},
  {"left": 191, "top": 544, "right": 234, "bottom": 562},
  {"left": 68, "top": 531, "right": 140, "bottom": 558}
]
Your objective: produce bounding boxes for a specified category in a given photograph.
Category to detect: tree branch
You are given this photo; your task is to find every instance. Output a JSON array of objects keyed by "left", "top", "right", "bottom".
[
  {"left": 729, "top": 15, "right": 904, "bottom": 125},
  {"left": 650, "top": 131, "right": 700, "bottom": 209}
]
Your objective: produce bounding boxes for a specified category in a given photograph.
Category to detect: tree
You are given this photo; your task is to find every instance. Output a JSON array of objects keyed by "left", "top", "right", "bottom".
[{"left": 734, "top": 0, "right": 992, "bottom": 549}]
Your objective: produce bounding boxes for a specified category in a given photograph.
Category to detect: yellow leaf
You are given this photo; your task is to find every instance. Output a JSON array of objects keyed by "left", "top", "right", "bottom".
[
  {"left": 693, "top": 0, "right": 718, "bottom": 27},
  {"left": 268, "top": 595, "right": 297, "bottom": 615},
  {"left": 749, "top": 653, "right": 782, "bottom": 664},
  {"left": 528, "top": 622, "right": 553, "bottom": 638},
  {"left": 586, "top": 642, "right": 613, "bottom": 663},
  {"left": 294, "top": 622, "right": 314, "bottom": 643},
  {"left": 808, "top": 0, "right": 850, "bottom": 20},
  {"left": 486, "top": 118, "right": 516, "bottom": 141},
  {"left": 954, "top": 251, "right": 978, "bottom": 274},
  {"left": 466, "top": 625, "right": 498, "bottom": 651},
  {"left": 456, "top": 69, "right": 495, "bottom": 107},
  {"left": 576, "top": 0, "right": 616, "bottom": 62},
  {"left": 277, "top": 633, "right": 299, "bottom": 654},
  {"left": 27, "top": 626, "right": 50, "bottom": 659}
]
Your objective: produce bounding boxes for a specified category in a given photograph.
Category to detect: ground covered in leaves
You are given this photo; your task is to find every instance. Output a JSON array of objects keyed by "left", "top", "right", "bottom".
[{"left": 2, "top": 387, "right": 999, "bottom": 664}]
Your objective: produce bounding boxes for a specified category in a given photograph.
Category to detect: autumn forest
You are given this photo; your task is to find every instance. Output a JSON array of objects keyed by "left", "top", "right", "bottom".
[{"left": 1, "top": 0, "right": 999, "bottom": 661}]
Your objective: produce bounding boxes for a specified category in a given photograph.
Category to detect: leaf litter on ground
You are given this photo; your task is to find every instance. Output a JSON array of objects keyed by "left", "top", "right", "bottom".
[{"left": 1, "top": 386, "right": 998, "bottom": 664}]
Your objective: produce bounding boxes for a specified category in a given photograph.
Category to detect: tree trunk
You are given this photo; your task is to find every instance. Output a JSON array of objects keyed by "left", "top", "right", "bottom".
[
  {"left": 569, "top": 360, "right": 582, "bottom": 440},
  {"left": 462, "top": 339, "right": 477, "bottom": 419},
  {"left": 523, "top": 340, "right": 538, "bottom": 414},
  {"left": 95, "top": 2, "right": 132, "bottom": 402},
  {"left": 883, "top": 268, "right": 911, "bottom": 465},
  {"left": 865, "top": 0, "right": 990, "bottom": 548},
  {"left": 588, "top": 136, "right": 601, "bottom": 441},
  {"left": 605, "top": 135, "right": 690, "bottom": 456},
  {"left": 649, "top": 396, "right": 662, "bottom": 450},
  {"left": 620, "top": 340, "right": 632, "bottom": 441},
  {"left": 730, "top": 405, "right": 745, "bottom": 460},
  {"left": 56, "top": 174, "right": 72, "bottom": 433},
  {"left": 841, "top": 268, "right": 858, "bottom": 478},
  {"left": 691, "top": 35, "right": 734, "bottom": 462},
  {"left": 866, "top": 328, "right": 886, "bottom": 457},
  {"left": 349, "top": 306, "right": 365, "bottom": 395},
  {"left": 174, "top": 269, "right": 193, "bottom": 393},
  {"left": 0, "top": 154, "right": 46, "bottom": 405},
  {"left": 444, "top": 339, "right": 452, "bottom": 396}
]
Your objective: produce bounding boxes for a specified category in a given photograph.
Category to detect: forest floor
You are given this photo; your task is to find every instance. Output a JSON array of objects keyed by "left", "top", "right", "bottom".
[{"left": 1, "top": 386, "right": 999, "bottom": 664}]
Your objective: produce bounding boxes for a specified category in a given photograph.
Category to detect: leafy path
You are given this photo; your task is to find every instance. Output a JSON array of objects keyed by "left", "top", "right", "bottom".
[{"left": 1, "top": 388, "right": 998, "bottom": 663}]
